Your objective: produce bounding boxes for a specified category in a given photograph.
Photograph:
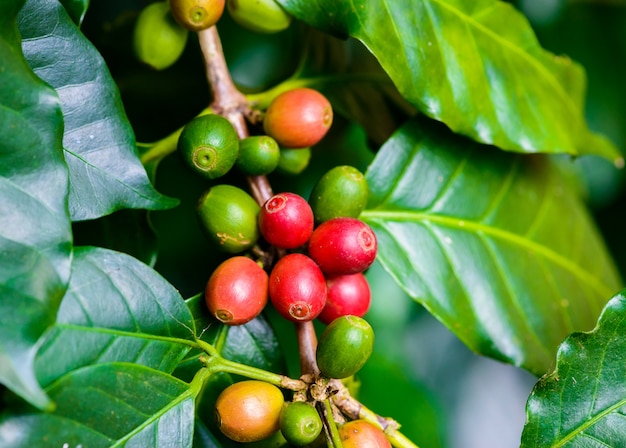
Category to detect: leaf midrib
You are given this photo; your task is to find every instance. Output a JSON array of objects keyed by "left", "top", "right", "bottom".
[
  {"left": 361, "top": 210, "right": 613, "bottom": 299},
  {"left": 56, "top": 323, "right": 197, "bottom": 348},
  {"left": 554, "top": 398, "right": 626, "bottom": 447}
]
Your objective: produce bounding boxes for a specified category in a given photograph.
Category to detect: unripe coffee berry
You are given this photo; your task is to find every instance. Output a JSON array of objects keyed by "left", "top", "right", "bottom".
[
  {"left": 317, "top": 273, "right": 371, "bottom": 325},
  {"left": 178, "top": 114, "right": 239, "bottom": 180},
  {"left": 133, "top": 2, "right": 188, "bottom": 71},
  {"left": 215, "top": 380, "right": 284, "bottom": 442},
  {"left": 170, "top": 0, "right": 225, "bottom": 31},
  {"left": 316, "top": 315, "right": 374, "bottom": 379},
  {"left": 276, "top": 147, "right": 311, "bottom": 175},
  {"left": 309, "top": 165, "right": 368, "bottom": 224},
  {"left": 205, "top": 256, "right": 268, "bottom": 325},
  {"left": 263, "top": 88, "right": 333, "bottom": 148},
  {"left": 236, "top": 135, "right": 280, "bottom": 176},
  {"left": 227, "top": 0, "right": 292, "bottom": 34},
  {"left": 197, "top": 184, "right": 260, "bottom": 253},
  {"left": 269, "top": 254, "right": 326, "bottom": 322},
  {"left": 339, "top": 420, "right": 391, "bottom": 448},
  {"left": 259, "top": 192, "right": 313, "bottom": 249},
  {"left": 279, "top": 402, "right": 323, "bottom": 446},
  {"left": 308, "top": 217, "right": 377, "bottom": 275}
]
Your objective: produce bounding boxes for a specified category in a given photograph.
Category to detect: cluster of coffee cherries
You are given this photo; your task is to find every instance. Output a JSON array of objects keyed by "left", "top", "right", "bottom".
[
  {"left": 177, "top": 86, "right": 389, "bottom": 443},
  {"left": 213, "top": 315, "right": 389, "bottom": 446}
]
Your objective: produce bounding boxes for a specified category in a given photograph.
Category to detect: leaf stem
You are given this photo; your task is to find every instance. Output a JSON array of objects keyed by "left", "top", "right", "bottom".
[
  {"left": 318, "top": 399, "right": 343, "bottom": 448},
  {"left": 245, "top": 73, "right": 394, "bottom": 110}
]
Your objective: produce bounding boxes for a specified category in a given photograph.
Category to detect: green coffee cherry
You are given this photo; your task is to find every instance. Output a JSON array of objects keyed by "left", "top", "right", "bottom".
[
  {"left": 227, "top": 0, "right": 291, "bottom": 34},
  {"left": 276, "top": 147, "right": 311, "bottom": 176},
  {"left": 178, "top": 114, "right": 239, "bottom": 180},
  {"left": 316, "top": 315, "right": 374, "bottom": 379},
  {"left": 309, "top": 165, "right": 368, "bottom": 224},
  {"left": 133, "top": 2, "right": 188, "bottom": 70},
  {"left": 279, "top": 402, "right": 323, "bottom": 446},
  {"left": 197, "top": 184, "right": 260, "bottom": 253},
  {"left": 236, "top": 135, "right": 280, "bottom": 176}
]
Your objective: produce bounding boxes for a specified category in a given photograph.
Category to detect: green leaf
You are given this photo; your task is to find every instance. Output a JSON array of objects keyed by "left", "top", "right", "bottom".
[
  {"left": 35, "top": 247, "right": 195, "bottom": 388},
  {"left": 361, "top": 115, "right": 622, "bottom": 375},
  {"left": 521, "top": 290, "right": 626, "bottom": 447},
  {"left": 277, "top": 0, "right": 622, "bottom": 163},
  {"left": 59, "top": 0, "right": 89, "bottom": 25},
  {"left": 0, "top": 363, "right": 206, "bottom": 447},
  {"left": 175, "top": 295, "right": 285, "bottom": 382},
  {"left": 0, "top": 0, "right": 72, "bottom": 410},
  {"left": 18, "top": 0, "right": 178, "bottom": 221}
]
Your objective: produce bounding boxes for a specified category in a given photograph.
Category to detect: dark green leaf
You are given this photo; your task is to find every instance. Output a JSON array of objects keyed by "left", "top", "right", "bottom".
[
  {"left": 73, "top": 209, "right": 159, "bottom": 267},
  {"left": 0, "top": 363, "right": 206, "bottom": 447},
  {"left": 175, "top": 295, "right": 286, "bottom": 381},
  {"left": 221, "top": 315, "right": 285, "bottom": 374},
  {"left": 277, "top": 0, "right": 622, "bottom": 163},
  {"left": 193, "top": 420, "right": 223, "bottom": 448},
  {"left": 18, "top": 0, "right": 178, "bottom": 221},
  {"left": 0, "top": 0, "right": 72, "bottom": 410},
  {"left": 362, "top": 115, "right": 622, "bottom": 375},
  {"left": 522, "top": 290, "right": 626, "bottom": 447},
  {"left": 36, "top": 247, "right": 195, "bottom": 388},
  {"left": 59, "top": 0, "right": 89, "bottom": 25}
]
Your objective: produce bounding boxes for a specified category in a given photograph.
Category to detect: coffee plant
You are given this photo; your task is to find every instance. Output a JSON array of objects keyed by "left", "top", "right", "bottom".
[{"left": 1, "top": 0, "right": 625, "bottom": 446}]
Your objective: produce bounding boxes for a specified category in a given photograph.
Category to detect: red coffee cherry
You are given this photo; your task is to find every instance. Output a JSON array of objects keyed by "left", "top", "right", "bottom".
[
  {"left": 259, "top": 192, "right": 314, "bottom": 249},
  {"left": 307, "top": 217, "right": 377, "bottom": 276},
  {"left": 269, "top": 254, "right": 326, "bottom": 322},
  {"left": 339, "top": 420, "right": 391, "bottom": 448},
  {"left": 205, "top": 256, "right": 268, "bottom": 325},
  {"left": 263, "top": 88, "right": 333, "bottom": 148},
  {"left": 317, "top": 273, "right": 371, "bottom": 325}
]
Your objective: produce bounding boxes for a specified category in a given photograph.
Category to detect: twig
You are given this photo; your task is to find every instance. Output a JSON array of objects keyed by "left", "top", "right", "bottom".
[
  {"left": 197, "top": 26, "right": 273, "bottom": 206},
  {"left": 296, "top": 321, "right": 320, "bottom": 376}
]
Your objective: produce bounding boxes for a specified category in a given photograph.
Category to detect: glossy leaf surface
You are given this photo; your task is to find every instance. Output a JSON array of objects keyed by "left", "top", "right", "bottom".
[
  {"left": 0, "top": 0, "right": 71, "bottom": 410},
  {"left": 0, "top": 363, "right": 204, "bottom": 447},
  {"left": 35, "top": 247, "right": 195, "bottom": 388},
  {"left": 362, "top": 115, "right": 622, "bottom": 375},
  {"left": 18, "top": 0, "right": 177, "bottom": 221},
  {"left": 277, "top": 0, "right": 622, "bottom": 163},
  {"left": 522, "top": 290, "right": 626, "bottom": 447}
]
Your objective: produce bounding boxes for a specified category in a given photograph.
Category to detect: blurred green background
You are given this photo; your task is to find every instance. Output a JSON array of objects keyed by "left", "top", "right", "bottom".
[{"left": 74, "top": 1, "right": 626, "bottom": 446}]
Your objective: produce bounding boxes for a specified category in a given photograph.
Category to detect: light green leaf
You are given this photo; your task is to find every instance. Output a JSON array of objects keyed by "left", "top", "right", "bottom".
[
  {"left": 36, "top": 247, "right": 195, "bottom": 388},
  {"left": 277, "top": 0, "right": 622, "bottom": 163},
  {"left": 0, "top": 0, "right": 72, "bottom": 410},
  {"left": 0, "top": 363, "right": 206, "bottom": 447},
  {"left": 18, "top": 0, "right": 178, "bottom": 221},
  {"left": 362, "top": 115, "right": 622, "bottom": 375},
  {"left": 522, "top": 290, "right": 626, "bottom": 447}
]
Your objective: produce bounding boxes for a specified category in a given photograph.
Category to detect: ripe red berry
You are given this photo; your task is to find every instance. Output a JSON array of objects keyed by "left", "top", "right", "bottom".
[
  {"left": 317, "top": 273, "right": 371, "bottom": 325},
  {"left": 259, "top": 192, "right": 314, "bottom": 249},
  {"left": 263, "top": 88, "right": 333, "bottom": 148},
  {"left": 205, "top": 256, "right": 268, "bottom": 325},
  {"left": 269, "top": 253, "right": 326, "bottom": 322},
  {"left": 307, "top": 217, "right": 377, "bottom": 276}
]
